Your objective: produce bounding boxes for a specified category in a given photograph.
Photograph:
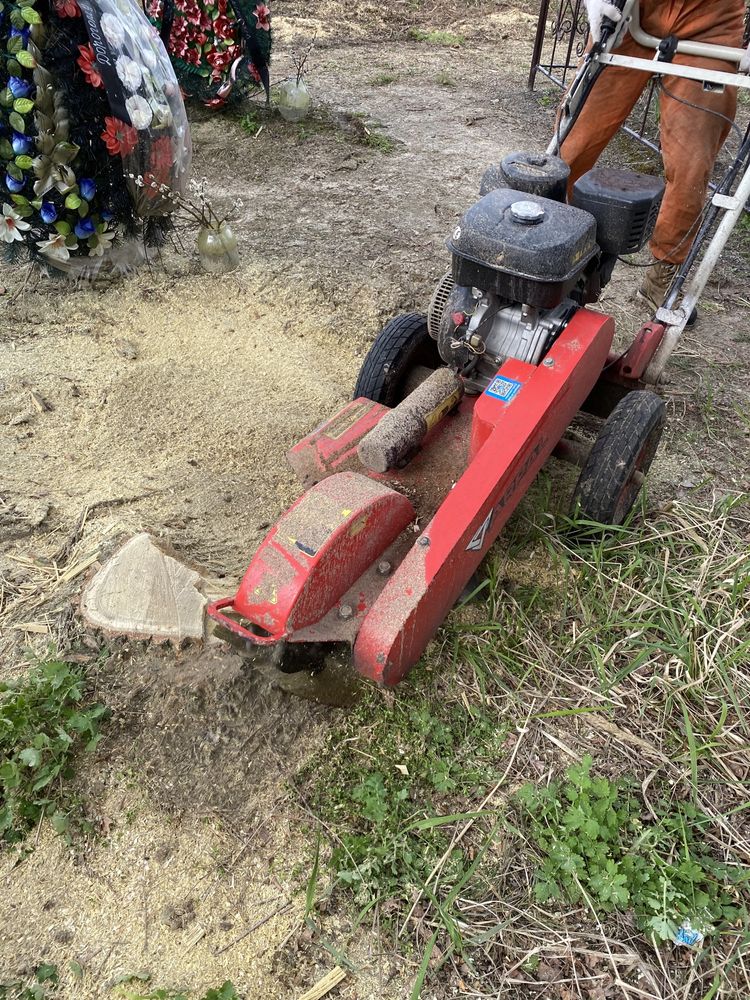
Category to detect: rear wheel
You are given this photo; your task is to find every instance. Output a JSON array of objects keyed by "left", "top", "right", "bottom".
[
  {"left": 571, "top": 390, "right": 666, "bottom": 525},
  {"left": 354, "top": 312, "right": 442, "bottom": 406}
]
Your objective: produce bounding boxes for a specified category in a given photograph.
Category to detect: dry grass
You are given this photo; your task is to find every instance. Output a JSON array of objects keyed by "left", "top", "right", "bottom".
[{"left": 304, "top": 492, "right": 750, "bottom": 998}]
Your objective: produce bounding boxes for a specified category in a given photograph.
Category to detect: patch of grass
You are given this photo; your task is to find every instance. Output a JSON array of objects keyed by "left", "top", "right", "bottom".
[
  {"left": 303, "top": 495, "right": 750, "bottom": 997},
  {"left": 362, "top": 130, "right": 396, "bottom": 153},
  {"left": 238, "top": 111, "right": 262, "bottom": 137},
  {"left": 516, "top": 754, "right": 748, "bottom": 942},
  {"left": 291, "top": 108, "right": 398, "bottom": 153},
  {"left": 435, "top": 70, "right": 457, "bottom": 88},
  {"left": 0, "top": 658, "right": 107, "bottom": 846},
  {"left": 119, "top": 985, "right": 238, "bottom": 1000},
  {"left": 1, "top": 964, "right": 59, "bottom": 999},
  {"left": 369, "top": 72, "right": 398, "bottom": 87},
  {"left": 408, "top": 27, "right": 464, "bottom": 46},
  {"left": 302, "top": 693, "right": 507, "bottom": 913}
]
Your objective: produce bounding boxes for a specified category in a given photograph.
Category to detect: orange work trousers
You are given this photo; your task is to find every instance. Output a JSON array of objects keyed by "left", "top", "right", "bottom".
[{"left": 560, "top": 0, "right": 746, "bottom": 262}]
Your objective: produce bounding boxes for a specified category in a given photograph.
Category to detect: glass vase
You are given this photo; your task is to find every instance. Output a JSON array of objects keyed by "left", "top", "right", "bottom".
[{"left": 196, "top": 222, "right": 240, "bottom": 273}]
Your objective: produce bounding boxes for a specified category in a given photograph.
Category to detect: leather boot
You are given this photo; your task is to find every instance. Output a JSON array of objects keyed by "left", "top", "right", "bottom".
[{"left": 638, "top": 260, "right": 697, "bottom": 326}]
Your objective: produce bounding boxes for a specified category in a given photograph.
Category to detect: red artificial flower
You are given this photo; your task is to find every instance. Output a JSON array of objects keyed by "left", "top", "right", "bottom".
[
  {"left": 53, "top": 0, "right": 81, "bottom": 16},
  {"left": 248, "top": 61, "right": 261, "bottom": 83},
  {"left": 205, "top": 96, "right": 228, "bottom": 109},
  {"left": 213, "top": 15, "right": 233, "bottom": 38},
  {"left": 149, "top": 136, "right": 173, "bottom": 176},
  {"left": 254, "top": 3, "right": 270, "bottom": 30},
  {"left": 77, "top": 43, "right": 103, "bottom": 88},
  {"left": 207, "top": 48, "right": 232, "bottom": 72},
  {"left": 183, "top": 0, "right": 201, "bottom": 25},
  {"left": 101, "top": 116, "right": 138, "bottom": 157}
]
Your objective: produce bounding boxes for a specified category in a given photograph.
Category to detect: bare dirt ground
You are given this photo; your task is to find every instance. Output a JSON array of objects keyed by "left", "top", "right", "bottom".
[{"left": 2, "top": 1, "right": 750, "bottom": 997}]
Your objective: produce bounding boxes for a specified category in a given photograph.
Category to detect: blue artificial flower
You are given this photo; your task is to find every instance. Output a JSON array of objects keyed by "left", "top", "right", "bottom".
[
  {"left": 9, "top": 27, "right": 30, "bottom": 41},
  {"left": 8, "top": 76, "right": 32, "bottom": 99},
  {"left": 74, "top": 217, "right": 96, "bottom": 239},
  {"left": 11, "top": 132, "right": 31, "bottom": 155},
  {"left": 101, "top": 210, "right": 114, "bottom": 221},
  {"left": 40, "top": 201, "right": 57, "bottom": 224},
  {"left": 5, "top": 173, "right": 24, "bottom": 193},
  {"left": 79, "top": 177, "right": 96, "bottom": 201}
]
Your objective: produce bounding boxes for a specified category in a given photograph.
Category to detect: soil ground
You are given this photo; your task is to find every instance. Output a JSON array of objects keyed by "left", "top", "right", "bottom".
[{"left": 2, "top": 2, "right": 750, "bottom": 997}]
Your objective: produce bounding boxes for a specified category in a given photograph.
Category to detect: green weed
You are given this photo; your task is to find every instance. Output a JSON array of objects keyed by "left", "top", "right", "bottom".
[
  {"left": 119, "top": 982, "right": 238, "bottom": 1000},
  {"left": 303, "top": 694, "right": 506, "bottom": 912},
  {"left": 516, "top": 755, "right": 748, "bottom": 942},
  {"left": 0, "top": 659, "right": 107, "bottom": 846},
  {"left": 238, "top": 111, "right": 262, "bottom": 137},
  {"left": 408, "top": 28, "right": 464, "bottom": 46},
  {"left": 1, "top": 964, "right": 59, "bottom": 999},
  {"left": 435, "top": 71, "right": 457, "bottom": 88},
  {"left": 369, "top": 72, "right": 398, "bottom": 87}
]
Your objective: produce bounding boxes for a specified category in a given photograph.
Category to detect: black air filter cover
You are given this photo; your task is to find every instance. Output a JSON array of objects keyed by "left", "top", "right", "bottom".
[
  {"left": 447, "top": 187, "right": 598, "bottom": 308},
  {"left": 571, "top": 168, "right": 665, "bottom": 255}
]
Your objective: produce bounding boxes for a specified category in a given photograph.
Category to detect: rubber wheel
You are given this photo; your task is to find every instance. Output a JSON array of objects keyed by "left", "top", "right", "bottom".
[
  {"left": 354, "top": 312, "right": 442, "bottom": 407},
  {"left": 571, "top": 391, "right": 666, "bottom": 525}
]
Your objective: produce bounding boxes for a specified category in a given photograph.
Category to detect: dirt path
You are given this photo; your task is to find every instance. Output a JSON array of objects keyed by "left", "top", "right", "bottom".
[{"left": 2, "top": 2, "right": 750, "bottom": 997}]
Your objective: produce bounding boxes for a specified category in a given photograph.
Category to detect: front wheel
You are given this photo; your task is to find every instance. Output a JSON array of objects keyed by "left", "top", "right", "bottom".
[
  {"left": 571, "top": 391, "right": 666, "bottom": 525},
  {"left": 354, "top": 312, "right": 442, "bottom": 407}
]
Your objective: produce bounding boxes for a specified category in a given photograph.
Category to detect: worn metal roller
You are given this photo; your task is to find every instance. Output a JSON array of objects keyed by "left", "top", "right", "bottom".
[{"left": 357, "top": 367, "right": 464, "bottom": 473}]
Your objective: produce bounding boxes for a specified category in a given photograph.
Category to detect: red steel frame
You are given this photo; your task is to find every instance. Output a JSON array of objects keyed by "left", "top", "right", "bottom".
[{"left": 207, "top": 308, "right": 614, "bottom": 686}]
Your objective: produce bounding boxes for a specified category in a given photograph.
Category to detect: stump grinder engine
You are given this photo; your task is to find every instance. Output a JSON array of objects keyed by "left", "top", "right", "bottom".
[
  {"left": 427, "top": 154, "right": 662, "bottom": 399},
  {"left": 208, "top": 0, "right": 750, "bottom": 695}
]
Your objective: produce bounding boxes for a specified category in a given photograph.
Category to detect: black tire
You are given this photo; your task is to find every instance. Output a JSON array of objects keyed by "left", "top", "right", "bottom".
[
  {"left": 354, "top": 312, "right": 442, "bottom": 407},
  {"left": 571, "top": 391, "right": 666, "bottom": 525}
]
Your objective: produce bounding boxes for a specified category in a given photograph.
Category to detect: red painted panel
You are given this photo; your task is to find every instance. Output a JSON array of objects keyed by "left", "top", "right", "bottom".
[
  {"left": 353, "top": 309, "right": 614, "bottom": 685},
  {"left": 206, "top": 471, "right": 414, "bottom": 644}
]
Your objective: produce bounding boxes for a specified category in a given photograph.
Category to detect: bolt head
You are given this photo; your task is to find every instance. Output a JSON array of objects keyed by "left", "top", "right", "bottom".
[
  {"left": 417, "top": 536, "right": 430, "bottom": 547},
  {"left": 542, "top": 357, "right": 554, "bottom": 367},
  {"left": 338, "top": 604, "right": 353, "bottom": 620},
  {"left": 377, "top": 560, "right": 392, "bottom": 576}
]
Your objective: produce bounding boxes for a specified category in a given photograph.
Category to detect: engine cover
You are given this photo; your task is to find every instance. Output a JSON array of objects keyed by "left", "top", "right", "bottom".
[{"left": 448, "top": 188, "right": 598, "bottom": 308}]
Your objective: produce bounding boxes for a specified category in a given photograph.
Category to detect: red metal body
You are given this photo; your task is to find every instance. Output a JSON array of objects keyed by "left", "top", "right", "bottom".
[{"left": 207, "top": 308, "right": 615, "bottom": 685}]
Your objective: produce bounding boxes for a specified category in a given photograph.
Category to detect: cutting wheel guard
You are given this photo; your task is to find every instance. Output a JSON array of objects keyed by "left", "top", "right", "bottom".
[{"left": 206, "top": 471, "right": 415, "bottom": 646}]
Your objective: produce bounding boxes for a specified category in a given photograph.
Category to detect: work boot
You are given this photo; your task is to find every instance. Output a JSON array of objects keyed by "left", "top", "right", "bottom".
[{"left": 638, "top": 260, "right": 697, "bottom": 327}]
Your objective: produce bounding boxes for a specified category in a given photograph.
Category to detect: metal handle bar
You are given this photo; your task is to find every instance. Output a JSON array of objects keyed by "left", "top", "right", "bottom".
[{"left": 628, "top": 1, "right": 746, "bottom": 65}]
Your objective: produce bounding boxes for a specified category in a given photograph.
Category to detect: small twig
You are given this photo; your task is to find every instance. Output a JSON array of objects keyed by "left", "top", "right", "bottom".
[{"left": 213, "top": 901, "right": 291, "bottom": 956}]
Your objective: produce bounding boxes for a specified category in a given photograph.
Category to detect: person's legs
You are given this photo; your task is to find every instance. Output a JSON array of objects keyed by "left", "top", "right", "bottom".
[
  {"left": 648, "top": 1, "right": 745, "bottom": 263},
  {"left": 559, "top": 31, "right": 652, "bottom": 194},
  {"left": 639, "top": 0, "right": 745, "bottom": 313}
]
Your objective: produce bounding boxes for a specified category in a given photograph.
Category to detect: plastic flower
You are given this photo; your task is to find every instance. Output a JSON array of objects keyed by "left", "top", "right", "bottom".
[
  {"left": 12, "top": 132, "right": 32, "bottom": 155},
  {"left": 141, "top": 44, "right": 158, "bottom": 70},
  {"left": 254, "top": 3, "right": 271, "bottom": 30},
  {"left": 77, "top": 44, "right": 103, "bottom": 88},
  {"left": 125, "top": 95, "right": 153, "bottom": 130},
  {"left": 88, "top": 228, "right": 116, "bottom": 257},
  {"left": 101, "top": 117, "right": 138, "bottom": 157},
  {"left": 116, "top": 55, "right": 142, "bottom": 92},
  {"left": 0, "top": 203, "right": 31, "bottom": 242},
  {"left": 53, "top": 0, "right": 81, "bottom": 15},
  {"left": 37, "top": 233, "right": 77, "bottom": 261},
  {"left": 79, "top": 178, "right": 96, "bottom": 201},
  {"left": 5, "top": 173, "right": 25, "bottom": 194},
  {"left": 100, "top": 12, "right": 125, "bottom": 46},
  {"left": 40, "top": 201, "right": 58, "bottom": 224},
  {"left": 8, "top": 76, "right": 32, "bottom": 99},
  {"left": 74, "top": 217, "right": 96, "bottom": 239}
]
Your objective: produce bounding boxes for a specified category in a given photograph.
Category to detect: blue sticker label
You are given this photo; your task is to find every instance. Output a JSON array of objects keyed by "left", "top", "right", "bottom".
[{"left": 485, "top": 375, "right": 522, "bottom": 403}]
